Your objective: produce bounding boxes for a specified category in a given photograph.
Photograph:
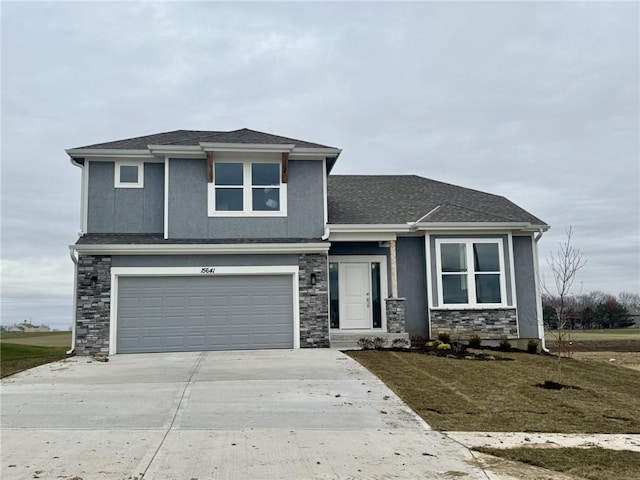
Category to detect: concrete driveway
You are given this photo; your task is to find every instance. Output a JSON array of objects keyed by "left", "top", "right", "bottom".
[{"left": 1, "top": 350, "right": 489, "bottom": 479}]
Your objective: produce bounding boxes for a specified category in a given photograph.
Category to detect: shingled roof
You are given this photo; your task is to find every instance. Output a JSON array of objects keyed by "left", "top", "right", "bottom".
[
  {"left": 327, "top": 175, "right": 547, "bottom": 226},
  {"left": 74, "top": 128, "right": 334, "bottom": 150}
]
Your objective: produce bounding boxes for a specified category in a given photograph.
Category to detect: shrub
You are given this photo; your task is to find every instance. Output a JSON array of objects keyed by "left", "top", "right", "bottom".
[
  {"left": 357, "top": 337, "right": 387, "bottom": 350},
  {"left": 438, "top": 333, "right": 451, "bottom": 344},
  {"left": 499, "top": 337, "right": 511, "bottom": 351},
  {"left": 391, "top": 338, "right": 410, "bottom": 349},
  {"left": 468, "top": 335, "right": 482, "bottom": 348},
  {"left": 437, "top": 343, "right": 452, "bottom": 351},
  {"left": 527, "top": 339, "right": 539, "bottom": 354},
  {"left": 372, "top": 337, "right": 387, "bottom": 349}
]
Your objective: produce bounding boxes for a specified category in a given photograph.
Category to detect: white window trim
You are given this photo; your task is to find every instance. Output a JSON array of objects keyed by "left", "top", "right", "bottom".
[
  {"left": 114, "top": 160, "right": 144, "bottom": 188},
  {"left": 328, "top": 255, "right": 389, "bottom": 331},
  {"left": 207, "top": 158, "right": 287, "bottom": 217},
  {"left": 434, "top": 238, "right": 507, "bottom": 309},
  {"left": 109, "top": 265, "right": 300, "bottom": 355}
]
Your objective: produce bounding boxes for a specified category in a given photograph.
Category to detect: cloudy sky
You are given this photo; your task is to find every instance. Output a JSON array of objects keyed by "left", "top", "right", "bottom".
[{"left": 1, "top": 1, "right": 638, "bottom": 330}]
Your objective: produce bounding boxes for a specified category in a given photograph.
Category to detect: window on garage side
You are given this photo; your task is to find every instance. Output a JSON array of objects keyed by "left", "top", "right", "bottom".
[
  {"left": 329, "top": 262, "right": 340, "bottom": 328},
  {"left": 436, "top": 239, "right": 505, "bottom": 307},
  {"left": 115, "top": 161, "right": 144, "bottom": 188}
]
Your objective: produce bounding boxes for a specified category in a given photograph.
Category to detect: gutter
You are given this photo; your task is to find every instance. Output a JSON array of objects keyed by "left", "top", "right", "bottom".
[
  {"left": 534, "top": 228, "right": 549, "bottom": 353},
  {"left": 67, "top": 247, "right": 78, "bottom": 355}
]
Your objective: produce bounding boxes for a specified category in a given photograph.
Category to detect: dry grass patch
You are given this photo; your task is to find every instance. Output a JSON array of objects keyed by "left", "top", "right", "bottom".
[
  {"left": 476, "top": 447, "right": 640, "bottom": 480},
  {"left": 347, "top": 350, "right": 640, "bottom": 433}
]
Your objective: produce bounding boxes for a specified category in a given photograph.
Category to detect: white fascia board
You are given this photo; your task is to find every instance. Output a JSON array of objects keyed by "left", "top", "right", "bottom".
[
  {"left": 71, "top": 242, "right": 331, "bottom": 255},
  {"left": 329, "top": 231, "right": 397, "bottom": 242},
  {"left": 415, "top": 222, "right": 532, "bottom": 231},
  {"left": 148, "top": 145, "right": 203, "bottom": 157},
  {"left": 200, "top": 142, "right": 295, "bottom": 153},
  {"left": 328, "top": 224, "right": 413, "bottom": 233},
  {"left": 290, "top": 147, "right": 342, "bottom": 157},
  {"left": 66, "top": 148, "right": 154, "bottom": 159}
]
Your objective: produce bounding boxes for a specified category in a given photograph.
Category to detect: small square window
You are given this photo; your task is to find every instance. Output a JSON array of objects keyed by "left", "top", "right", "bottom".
[{"left": 115, "top": 162, "right": 143, "bottom": 188}]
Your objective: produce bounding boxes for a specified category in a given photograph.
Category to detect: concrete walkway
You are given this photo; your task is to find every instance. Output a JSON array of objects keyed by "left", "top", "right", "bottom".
[{"left": 1, "top": 350, "right": 490, "bottom": 480}]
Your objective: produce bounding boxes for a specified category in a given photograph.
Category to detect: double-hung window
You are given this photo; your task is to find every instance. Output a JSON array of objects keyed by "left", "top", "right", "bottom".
[
  {"left": 209, "top": 160, "right": 286, "bottom": 216},
  {"left": 436, "top": 239, "right": 506, "bottom": 307}
]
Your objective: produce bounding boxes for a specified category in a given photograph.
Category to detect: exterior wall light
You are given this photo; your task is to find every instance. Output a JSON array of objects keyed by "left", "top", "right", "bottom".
[{"left": 310, "top": 273, "right": 317, "bottom": 286}]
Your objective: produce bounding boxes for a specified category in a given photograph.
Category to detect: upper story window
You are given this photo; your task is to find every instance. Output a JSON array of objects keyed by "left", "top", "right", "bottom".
[
  {"left": 435, "top": 239, "right": 506, "bottom": 308},
  {"left": 115, "top": 161, "right": 144, "bottom": 188},
  {"left": 208, "top": 160, "right": 287, "bottom": 216}
]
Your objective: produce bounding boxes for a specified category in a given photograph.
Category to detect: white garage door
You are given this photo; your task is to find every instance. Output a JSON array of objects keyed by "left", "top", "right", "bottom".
[{"left": 116, "top": 275, "right": 294, "bottom": 353}]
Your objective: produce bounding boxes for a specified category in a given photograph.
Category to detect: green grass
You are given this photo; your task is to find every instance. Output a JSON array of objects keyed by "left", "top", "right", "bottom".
[
  {"left": 476, "top": 447, "right": 640, "bottom": 480},
  {"left": 1, "top": 342, "right": 70, "bottom": 378},
  {"left": 347, "top": 350, "right": 640, "bottom": 433},
  {"left": 0, "top": 331, "right": 71, "bottom": 347}
]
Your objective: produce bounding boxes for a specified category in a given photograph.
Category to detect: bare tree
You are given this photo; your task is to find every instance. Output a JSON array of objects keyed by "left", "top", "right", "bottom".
[
  {"left": 619, "top": 291, "right": 640, "bottom": 310},
  {"left": 541, "top": 226, "right": 586, "bottom": 381}
]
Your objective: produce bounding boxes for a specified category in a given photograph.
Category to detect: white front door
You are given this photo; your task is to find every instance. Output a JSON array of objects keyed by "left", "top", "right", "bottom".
[{"left": 339, "top": 262, "right": 371, "bottom": 329}]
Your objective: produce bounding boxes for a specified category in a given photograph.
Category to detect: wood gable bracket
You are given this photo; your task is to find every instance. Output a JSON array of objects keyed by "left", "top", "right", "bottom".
[
  {"left": 206, "top": 152, "right": 214, "bottom": 183},
  {"left": 281, "top": 152, "right": 289, "bottom": 184}
]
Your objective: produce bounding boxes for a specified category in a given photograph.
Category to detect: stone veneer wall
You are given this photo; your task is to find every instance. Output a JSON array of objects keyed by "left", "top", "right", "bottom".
[
  {"left": 76, "top": 255, "right": 112, "bottom": 355},
  {"left": 385, "top": 298, "right": 406, "bottom": 333},
  {"left": 298, "top": 253, "right": 329, "bottom": 347},
  {"left": 430, "top": 309, "right": 518, "bottom": 339}
]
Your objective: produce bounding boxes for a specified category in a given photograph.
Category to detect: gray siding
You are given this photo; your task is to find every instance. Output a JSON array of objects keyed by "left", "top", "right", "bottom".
[
  {"left": 111, "top": 254, "right": 298, "bottom": 268},
  {"left": 513, "top": 235, "right": 539, "bottom": 338},
  {"left": 87, "top": 161, "right": 164, "bottom": 234},
  {"left": 396, "top": 237, "right": 428, "bottom": 338},
  {"left": 167, "top": 158, "right": 325, "bottom": 239},
  {"left": 429, "top": 234, "right": 513, "bottom": 308}
]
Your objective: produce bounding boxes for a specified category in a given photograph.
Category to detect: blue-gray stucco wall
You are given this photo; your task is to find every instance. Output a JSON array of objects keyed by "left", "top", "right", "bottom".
[
  {"left": 396, "top": 237, "right": 428, "bottom": 338},
  {"left": 168, "top": 158, "right": 324, "bottom": 239},
  {"left": 87, "top": 161, "right": 164, "bottom": 233},
  {"left": 111, "top": 254, "right": 299, "bottom": 268},
  {"left": 513, "top": 235, "right": 539, "bottom": 338}
]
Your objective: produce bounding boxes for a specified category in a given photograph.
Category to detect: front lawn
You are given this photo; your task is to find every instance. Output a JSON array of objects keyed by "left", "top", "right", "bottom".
[
  {"left": 347, "top": 350, "right": 640, "bottom": 433},
  {"left": 475, "top": 447, "right": 640, "bottom": 480},
  {"left": 0, "top": 342, "right": 70, "bottom": 378}
]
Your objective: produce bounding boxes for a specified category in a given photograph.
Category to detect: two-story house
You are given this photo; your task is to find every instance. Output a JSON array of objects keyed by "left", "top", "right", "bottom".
[{"left": 67, "top": 129, "right": 549, "bottom": 355}]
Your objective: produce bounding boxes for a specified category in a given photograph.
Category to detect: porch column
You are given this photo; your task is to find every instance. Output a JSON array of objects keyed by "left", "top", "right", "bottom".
[{"left": 390, "top": 239, "right": 398, "bottom": 298}]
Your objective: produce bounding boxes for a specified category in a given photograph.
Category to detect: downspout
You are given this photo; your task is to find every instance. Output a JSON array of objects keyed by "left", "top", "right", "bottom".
[
  {"left": 67, "top": 246, "right": 78, "bottom": 355},
  {"left": 533, "top": 228, "right": 549, "bottom": 353},
  {"left": 321, "top": 226, "right": 330, "bottom": 241}
]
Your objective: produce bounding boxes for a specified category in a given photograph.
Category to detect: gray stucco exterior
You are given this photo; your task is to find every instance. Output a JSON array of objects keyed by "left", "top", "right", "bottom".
[
  {"left": 87, "top": 161, "right": 164, "bottom": 234},
  {"left": 396, "top": 236, "right": 428, "bottom": 338},
  {"left": 111, "top": 254, "right": 298, "bottom": 268},
  {"left": 167, "top": 158, "right": 325, "bottom": 239},
  {"left": 513, "top": 235, "right": 539, "bottom": 338}
]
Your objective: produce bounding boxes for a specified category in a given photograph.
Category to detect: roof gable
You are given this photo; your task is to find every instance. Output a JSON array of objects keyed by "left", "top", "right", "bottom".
[{"left": 74, "top": 128, "right": 334, "bottom": 150}]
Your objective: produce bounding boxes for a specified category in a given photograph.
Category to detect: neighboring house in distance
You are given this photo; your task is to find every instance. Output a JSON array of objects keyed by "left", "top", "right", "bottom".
[
  {"left": 66, "top": 129, "right": 549, "bottom": 355},
  {"left": 7, "top": 323, "right": 51, "bottom": 333}
]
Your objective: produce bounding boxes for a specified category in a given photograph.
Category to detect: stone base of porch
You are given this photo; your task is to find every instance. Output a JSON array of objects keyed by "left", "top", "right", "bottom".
[{"left": 329, "top": 331, "right": 410, "bottom": 350}]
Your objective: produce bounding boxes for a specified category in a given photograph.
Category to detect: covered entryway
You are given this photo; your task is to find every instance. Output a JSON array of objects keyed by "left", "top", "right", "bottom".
[{"left": 115, "top": 274, "right": 294, "bottom": 353}]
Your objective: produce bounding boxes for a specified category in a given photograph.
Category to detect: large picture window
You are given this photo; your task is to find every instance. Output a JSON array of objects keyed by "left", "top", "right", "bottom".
[
  {"left": 209, "top": 160, "right": 286, "bottom": 216},
  {"left": 436, "top": 239, "right": 506, "bottom": 307}
]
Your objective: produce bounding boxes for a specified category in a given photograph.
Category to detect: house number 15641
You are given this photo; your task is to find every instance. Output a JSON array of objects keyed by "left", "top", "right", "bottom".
[{"left": 200, "top": 267, "right": 216, "bottom": 274}]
